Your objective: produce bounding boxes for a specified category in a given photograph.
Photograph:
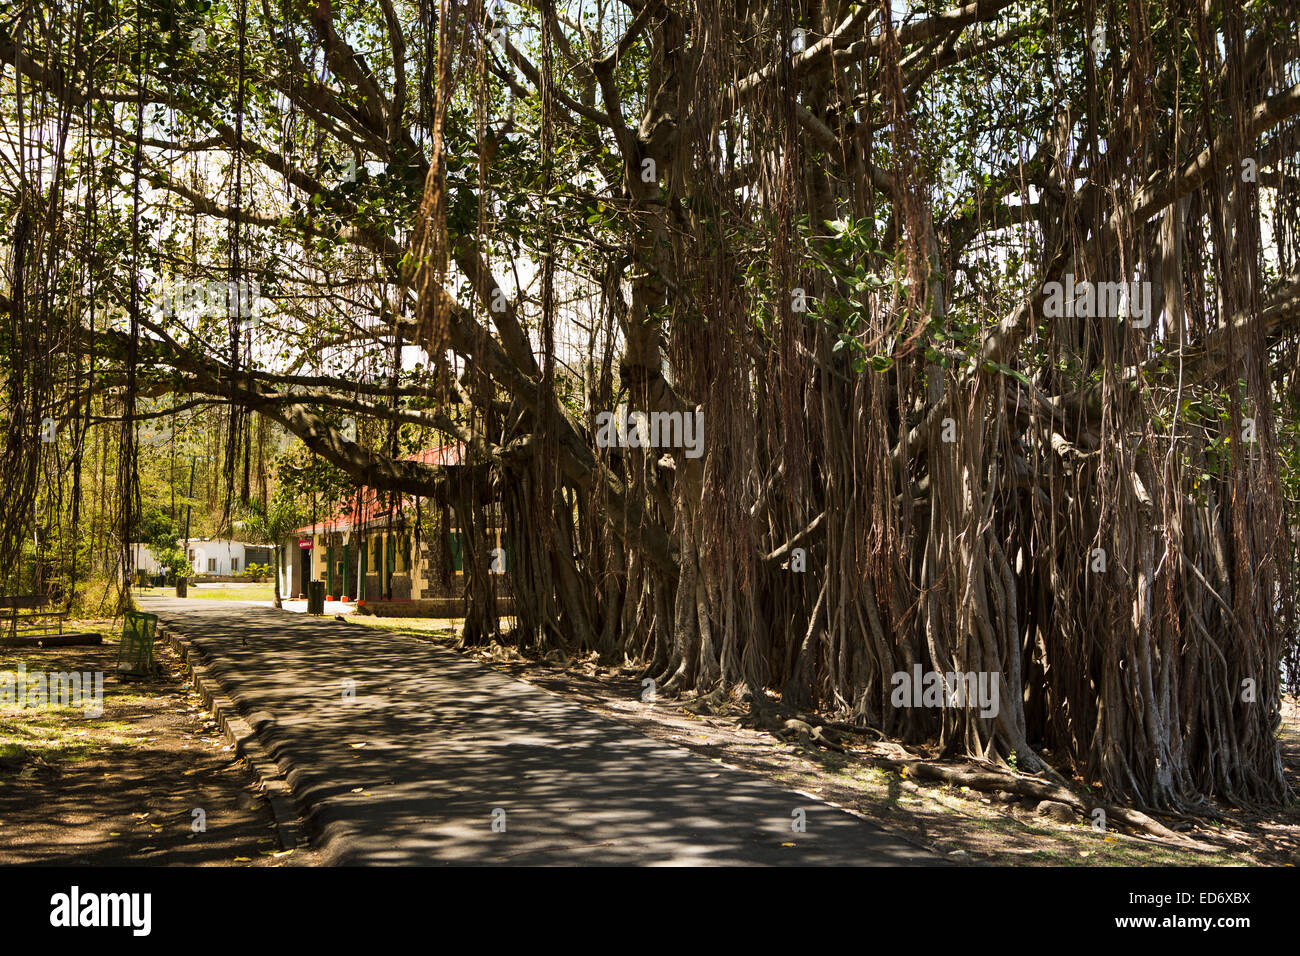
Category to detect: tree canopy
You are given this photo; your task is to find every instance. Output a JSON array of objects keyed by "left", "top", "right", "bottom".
[{"left": 4, "top": 0, "right": 1300, "bottom": 809}]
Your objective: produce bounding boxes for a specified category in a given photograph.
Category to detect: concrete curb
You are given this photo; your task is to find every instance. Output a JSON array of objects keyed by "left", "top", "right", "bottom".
[{"left": 159, "top": 623, "right": 305, "bottom": 852}]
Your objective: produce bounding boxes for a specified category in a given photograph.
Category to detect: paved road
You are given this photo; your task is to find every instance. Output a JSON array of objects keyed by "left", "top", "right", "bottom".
[{"left": 139, "top": 597, "right": 938, "bottom": 865}]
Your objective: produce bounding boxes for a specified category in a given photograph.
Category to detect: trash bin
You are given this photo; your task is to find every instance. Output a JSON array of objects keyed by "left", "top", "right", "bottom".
[
  {"left": 176, "top": 576, "right": 188, "bottom": 598},
  {"left": 308, "top": 580, "right": 326, "bottom": 615}
]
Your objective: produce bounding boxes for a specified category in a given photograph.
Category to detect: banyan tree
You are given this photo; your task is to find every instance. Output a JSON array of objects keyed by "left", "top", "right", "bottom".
[{"left": 3, "top": 0, "right": 1299, "bottom": 810}]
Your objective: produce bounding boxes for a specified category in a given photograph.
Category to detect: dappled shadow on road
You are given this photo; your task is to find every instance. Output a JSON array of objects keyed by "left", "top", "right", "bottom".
[{"left": 140, "top": 597, "right": 939, "bottom": 865}]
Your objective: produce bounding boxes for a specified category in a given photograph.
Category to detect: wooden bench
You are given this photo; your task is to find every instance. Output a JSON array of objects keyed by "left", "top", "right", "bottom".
[
  {"left": 10, "top": 607, "right": 66, "bottom": 635},
  {"left": 2, "top": 598, "right": 102, "bottom": 648}
]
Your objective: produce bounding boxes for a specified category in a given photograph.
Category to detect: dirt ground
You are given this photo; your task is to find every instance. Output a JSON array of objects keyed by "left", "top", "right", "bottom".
[
  {"left": 358, "top": 615, "right": 1300, "bottom": 866},
  {"left": 0, "top": 624, "right": 318, "bottom": 866}
]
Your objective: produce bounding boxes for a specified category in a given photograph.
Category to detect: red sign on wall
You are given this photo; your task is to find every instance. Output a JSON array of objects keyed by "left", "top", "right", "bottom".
[{"left": 299, "top": 539, "right": 313, "bottom": 549}]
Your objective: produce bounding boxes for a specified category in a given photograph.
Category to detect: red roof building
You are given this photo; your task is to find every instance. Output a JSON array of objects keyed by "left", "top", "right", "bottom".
[
  {"left": 290, "top": 444, "right": 464, "bottom": 535},
  {"left": 279, "top": 444, "right": 511, "bottom": 609}
]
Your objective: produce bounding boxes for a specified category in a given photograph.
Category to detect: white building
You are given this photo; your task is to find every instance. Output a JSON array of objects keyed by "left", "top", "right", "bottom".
[
  {"left": 182, "top": 539, "right": 272, "bottom": 576},
  {"left": 128, "top": 543, "right": 163, "bottom": 574}
]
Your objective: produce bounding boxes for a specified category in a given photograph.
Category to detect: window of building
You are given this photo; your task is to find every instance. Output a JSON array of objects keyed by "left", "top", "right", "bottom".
[
  {"left": 207, "top": 558, "right": 217, "bottom": 572},
  {"left": 231, "top": 557, "right": 239, "bottom": 571}
]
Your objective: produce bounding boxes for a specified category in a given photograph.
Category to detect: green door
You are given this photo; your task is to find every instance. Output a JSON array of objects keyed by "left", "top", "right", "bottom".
[
  {"left": 386, "top": 534, "right": 396, "bottom": 595},
  {"left": 448, "top": 531, "right": 464, "bottom": 572}
]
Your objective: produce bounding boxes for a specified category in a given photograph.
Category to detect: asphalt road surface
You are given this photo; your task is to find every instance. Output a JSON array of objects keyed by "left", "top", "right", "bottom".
[{"left": 140, "top": 597, "right": 939, "bottom": 866}]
